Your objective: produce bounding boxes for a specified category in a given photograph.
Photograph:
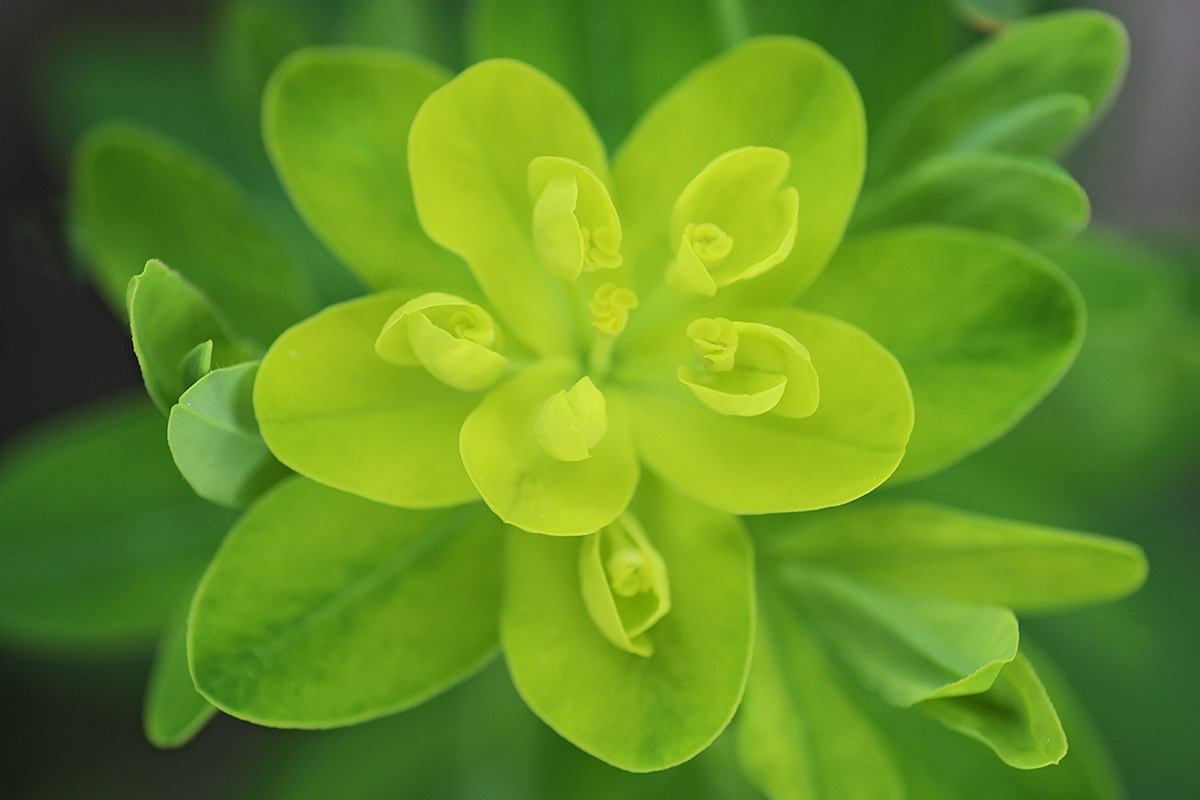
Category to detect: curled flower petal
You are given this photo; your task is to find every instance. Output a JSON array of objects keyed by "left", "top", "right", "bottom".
[
  {"left": 528, "top": 156, "right": 623, "bottom": 282},
  {"left": 375, "top": 292, "right": 508, "bottom": 391},
  {"left": 678, "top": 318, "right": 819, "bottom": 418},
  {"left": 578, "top": 512, "right": 671, "bottom": 657},
  {"left": 533, "top": 376, "right": 608, "bottom": 462},
  {"left": 665, "top": 147, "right": 799, "bottom": 295}
]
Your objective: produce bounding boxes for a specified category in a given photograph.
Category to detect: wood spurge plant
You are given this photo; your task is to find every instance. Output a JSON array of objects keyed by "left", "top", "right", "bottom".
[{"left": 1, "top": 3, "right": 1163, "bottom": 798}]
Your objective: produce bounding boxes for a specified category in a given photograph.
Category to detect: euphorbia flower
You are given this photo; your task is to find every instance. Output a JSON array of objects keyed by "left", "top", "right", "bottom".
[{"left": 239, "top": 38, "right": 912, "bottom": 769}]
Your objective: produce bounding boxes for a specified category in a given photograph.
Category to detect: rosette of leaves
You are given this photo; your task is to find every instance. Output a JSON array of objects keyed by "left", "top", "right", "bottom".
[{"left": 0, "top": 6, "right": 1151, "bottom": 796}]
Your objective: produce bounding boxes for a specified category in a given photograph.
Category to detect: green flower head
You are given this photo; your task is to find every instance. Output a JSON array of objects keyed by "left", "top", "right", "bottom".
[{"left": 255, "top": 39, "right": 914, "bottom": 538}]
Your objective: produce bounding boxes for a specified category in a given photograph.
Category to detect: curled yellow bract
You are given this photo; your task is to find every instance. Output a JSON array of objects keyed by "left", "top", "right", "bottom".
[
  {"left": 578, "top": 513, "right": 670, "bottom": 657},
  {"left": 375, "top": 292, "right": 508, "bottom": 391}
]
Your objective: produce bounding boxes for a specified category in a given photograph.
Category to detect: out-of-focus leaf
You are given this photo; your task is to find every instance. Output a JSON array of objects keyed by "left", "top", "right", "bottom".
[
  {"left": 922, "top": 653, "right": 1066, "bottom": 769},
  {"left": 336, "top": 0, "right": 464, "bottom": 67},
  {"left": 144, "top": 596, "right": 217, "bottom": 748},
  {"left": 852, "top": 153, "right": 1089, "bottom": 243},
  {"left": 0, "top": 398, "right": 234, "bottom": 651},
  {"left": 802, "top": 226, "right": 1083, "bottom": 482},
  {"left": 190, "top": 478, "right": 503, "bottom": 727},
  {"left": 779, "top": 569, "right": 1018, "bottom": 707},
  {"left": 737, "top": 583, "right": 904, "bottom": 800},
  {"left": 168, "top": 362, "right": 290, "bottom": 507},
  {"left": 71, "top": 123, "right": 315, "bottom": 349},
  {"left": 755, "top": 501, "right": 1147, "bottom": 614},
  {"left": 871, "top": 10, "right": 1128, "bottom": 181},
  {"left": 213, "top": 0, "right": 314, "bottom": 133},
  {"left": 467, "top": 0, "right": 722, "bottom": 147},
  {"left": 744, "top": 0, "right": 963, "bottom": 126}
]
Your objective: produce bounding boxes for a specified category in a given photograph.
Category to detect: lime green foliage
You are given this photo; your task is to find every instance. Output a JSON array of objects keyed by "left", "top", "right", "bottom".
[
  {"left": 460, "top": 363, "right": 638, "bottom": 534},
  {"left": 144, "top": 597, "right": 216, "bottom": 748},
  {"left": 738, "top": 586, "right": 905, "bottom": 800},
  {"left": 22, "top": 8, "right": 1149, "bottom": 787},
  {"left": 803, "top": 227, "right": 1083, "bottom": 482},
  {"left": 851, "top": 153, "right": 1089, "bottom": 243},
  {"left": 255, "top": 291, "right": 481, "bottom": 508},
  {"left": 502, "top": 478, "right": 753, "bottom": 771},
  {"left": 782, "top": 570, "right": 1018, "bottom": 707},
  {"left": 214, "top": 0, "right": 313, "bottom": 132},
  {"left": 189, "top": 478, "right": 504, "bottom": 727},
  {"left": 168, "top": 362, "right": 290, "bottom": 508},
  {"left": 613, "top": 37, "right": 864, "bottom": 306},
  {"left": 127, "top": 260, "right": 249, "bottom": 413},
  {"left": 264, "top": 48, "right": 471, "bottom": 293},
  {"left": 737, "top": 498, "right": 1145, "bottom": 796},
  {"left": 757, "top": 502, "right": 1147, "bottom": 613},
  {"left": 71, "top": 124, "right": 315, "bottom": 349},
  {"left": 0, "top": 399, "right": 234, "bottom": 650},
  {"left": 869, "top": 11, "right": 1128, "bottom": 182},
  {"left": 923, "top": 653, "right": 1066, "bottom": 769}
]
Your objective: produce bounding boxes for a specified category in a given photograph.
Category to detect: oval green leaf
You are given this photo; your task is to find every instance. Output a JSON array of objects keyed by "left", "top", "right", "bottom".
[
  {"left": 189, "top": 478, "right": 504, "bottom": 727},
  {"left": 851, "top": 153, "right": 1090, "bottom": 243},
  {"left": 921, "top": 652, "right": 1067, "bottom": 770},
  {"left": 409, "top": 59, "right": 608, "bottom": 356},
  {"left": 265, "top": 47, "right": 472, "bottom": 293},
  {"left": 254, "top": 290, "right": 480, "bottom": 508},
  {"left": 779, "top": 569, "right": 1018, "bottom": 707},
  {"left": 128, "top": 259, "right": 249, "bottom": 414},
  {"left": 144, "top": 595, "right": 217, "bottom": 748},
  {"left": 168, "top": 361, "right": 290, "bottom": 508},
  {"left": 757, "top": 501, "right": 1147, "bottom": 614},
  {"left": 70, "top": 123, "right": 315, "bottom": 349},
  {"left": 613, "top": 36, "right": 864, "bottom": 304},
  {"left": 737, "top": 584, "right": 904, "bottom": 800},
  {"left": 801, "top": 226, "right": 1083, "bottom": 482},
  {"left": 0, "top": 398, "right": 235, "bottom": 651},
  {"left": 627, "top": 308, "right": 912, "bottom": 514},
  {"left": 870, "top": 10, "right": 1128, "bottom": 180},
  {"left": 502, "top": 477, "right": 753, "bottom": 771},
  {"left": 459, "top": 361, "right": 639, "bottom": 535}
]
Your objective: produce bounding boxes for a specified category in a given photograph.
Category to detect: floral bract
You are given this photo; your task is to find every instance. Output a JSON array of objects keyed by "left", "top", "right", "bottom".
[{"left": 241, "top": 37, "right": 913, "bottom": 768}]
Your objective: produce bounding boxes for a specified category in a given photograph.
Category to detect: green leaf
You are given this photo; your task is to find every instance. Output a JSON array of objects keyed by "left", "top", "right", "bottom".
[
  {"left": 626, "top": 307, "right": 912, "bottom": 514},
  {"left": 0, "top": 398, "right": 234, "bottom": 651},
  {"left": 144, "top": 595, "right": 217, "bottom": 748},
  {"left": 613, "top": 36, "right": 864, "bottom": 304},
  {"left": 265, "top": 47, "right": 473, "bottom": 293},
  {"left": 502, "top": 477, "right": 754, "bottom": 771},
  {"left": 737, "top": 583, "right": 904, "bottom": 800},
  {"left": 254, "top": 290, "right": 481, "bottom": 508},
  {"left": 779, "top": 569, "right": 1018, "bottom": 707},
  {"left": 466, "top": 0, "right": 723, "bottom": 146},
  {"left": 801, "top": 226, "right": 1083, "bottom": 482},
  {"left": 409, "top": 58, "right": 607, "bottom": 357},
  {"left": 954, "top": 0, "right": 1044, "bottom": 27},
  {"left": 459, "top": 361, "right": 639, "bottom": 535},
  {"left": 870, "top": 10, "right": 1128, "bottom": 180},
  {"left": 127, "top": 260, "right": 249, "bottom": 414},
  {"left": 190, "top": 478, "right": 504, "bottom": 727},
  {"left": 756, "top": 501, "right": 1147, "bottom": 614},
  {"left": 168, "top": 361, "right": 290, "bottom": 507},
  {"left": 336, "top": 0, "right": 463, "bottom": 67},
  {"left": 851, "top": 153, "right": 1089, "bottom": 243},
  {"left": 214, "top": 0, "right": 313, "bottom": 133},
  {"left": 742, "top": 0, "right": 963, "bottom": 130},
  {"left": 922, "top": 652, "right": 1067, "bottom": 770},
  {"left": 70, "top": 123, "right": 315, "bottom": 349}
]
